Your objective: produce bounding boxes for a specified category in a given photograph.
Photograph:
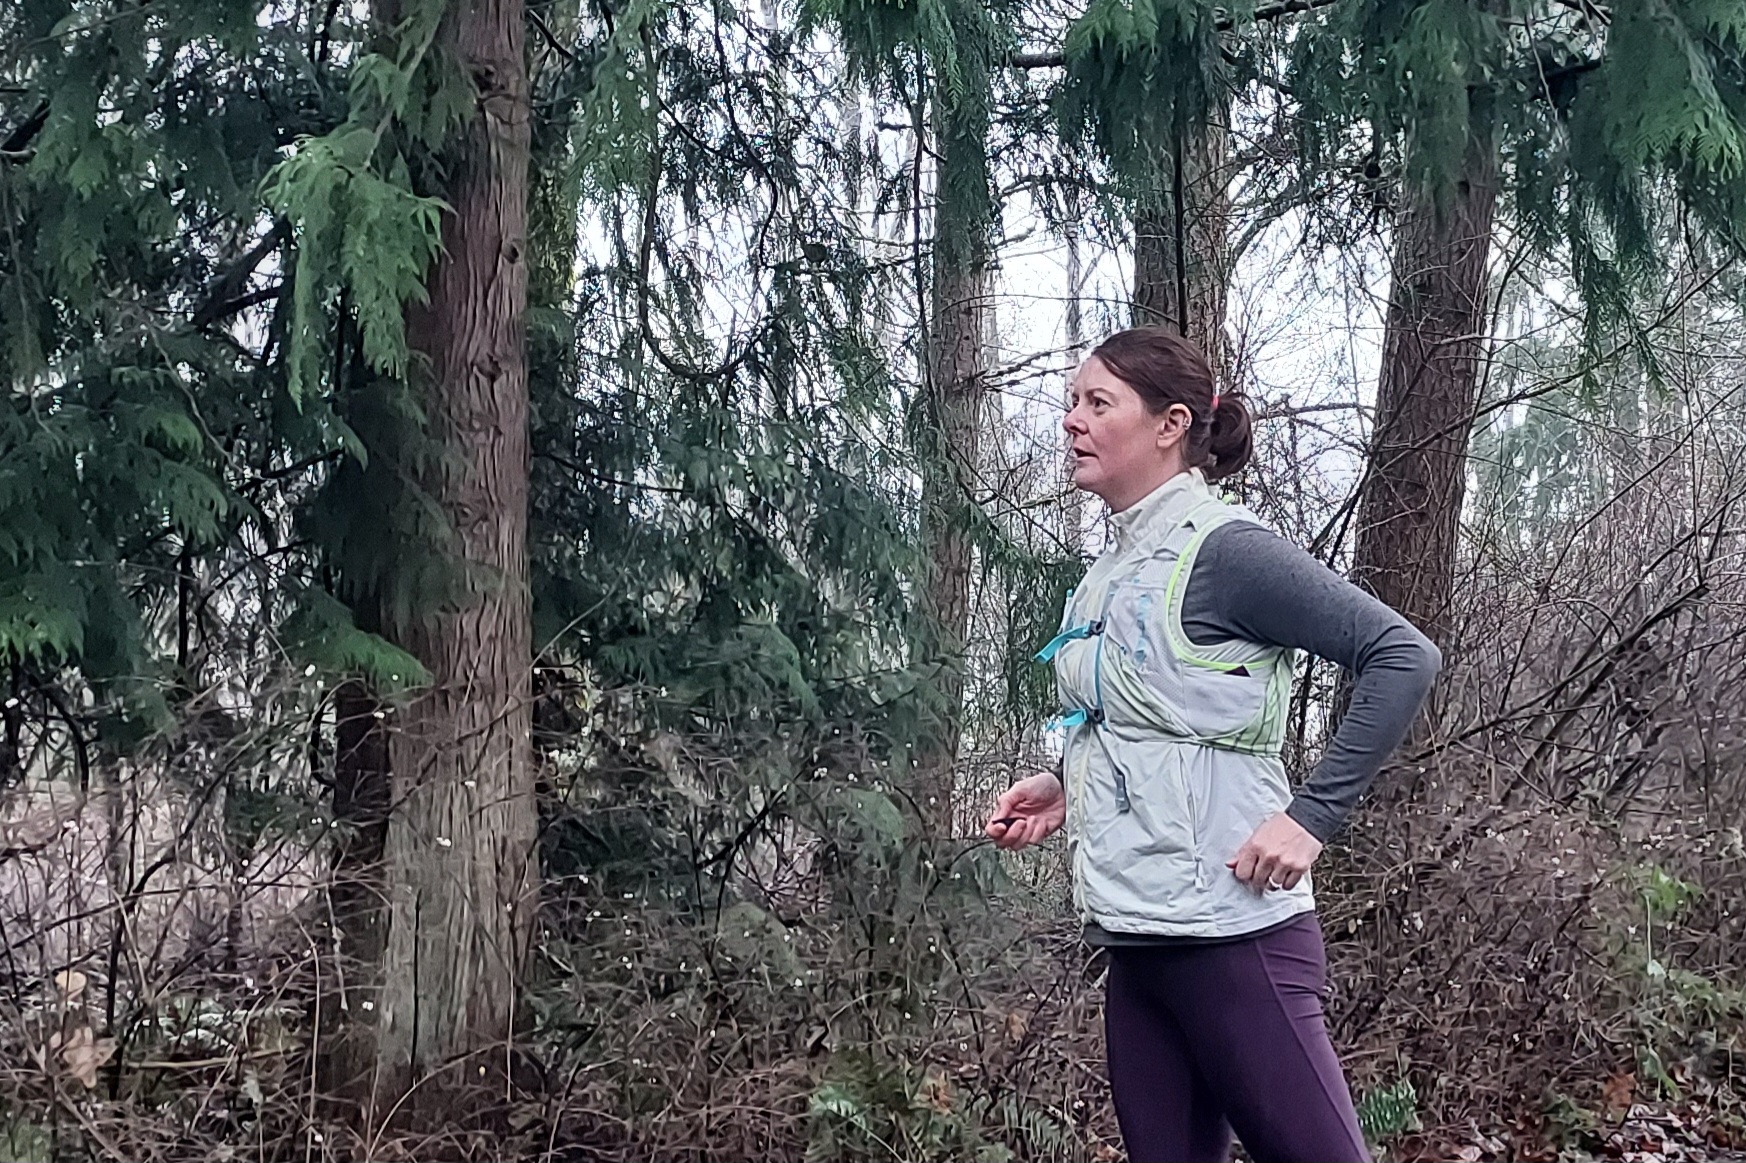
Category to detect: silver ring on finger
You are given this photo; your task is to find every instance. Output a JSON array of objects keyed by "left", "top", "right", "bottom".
[{"left": 1266, "top": 879, "right": 1284, "bottom": 891}]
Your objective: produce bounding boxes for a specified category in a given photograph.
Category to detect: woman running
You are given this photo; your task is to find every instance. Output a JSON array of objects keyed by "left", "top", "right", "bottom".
[{"left": 986, "top": 326, "right": 1440, "bottom": 1163}]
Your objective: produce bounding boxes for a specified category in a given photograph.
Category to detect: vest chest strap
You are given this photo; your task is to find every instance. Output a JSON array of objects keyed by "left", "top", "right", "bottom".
[{"left": 1035, "top": 619, "right": 1104, "bottom": 663}]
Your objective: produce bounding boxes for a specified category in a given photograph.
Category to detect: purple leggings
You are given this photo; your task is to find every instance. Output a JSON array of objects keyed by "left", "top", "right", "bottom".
[{"left": 1104, "top": 913, "right": 1369, "bottom": 1163}]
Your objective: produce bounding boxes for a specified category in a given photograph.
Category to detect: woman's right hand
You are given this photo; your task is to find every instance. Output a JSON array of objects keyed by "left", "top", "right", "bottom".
[{"left": 986, "top": 773, "right": 1067, "bottom": 850}]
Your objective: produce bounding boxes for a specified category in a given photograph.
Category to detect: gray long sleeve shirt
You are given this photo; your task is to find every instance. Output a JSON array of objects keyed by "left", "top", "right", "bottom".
[{"left": 1181, "top": 520, "right": 1441, "bottom": 843}]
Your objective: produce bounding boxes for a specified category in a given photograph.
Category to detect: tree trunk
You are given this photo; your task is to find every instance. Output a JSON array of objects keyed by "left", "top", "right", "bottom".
[
  {"left": 914, "top": 81, "right": 994, "bottom": 837},
  {"left": 317, "top": 678, "right": 391, "bottom": 1101},
  {"left": 347, "top": 0, "right": 537, "bottom": 1120},
  {"left": 1351, "top": 140, "right": 1499, "bottom": 648},
  {"left": 1131, "top": 119, "right": 1231, "bottom": 377},
  {"left": 1063, "top": 221, "right": 1088, "bottom": 556}
]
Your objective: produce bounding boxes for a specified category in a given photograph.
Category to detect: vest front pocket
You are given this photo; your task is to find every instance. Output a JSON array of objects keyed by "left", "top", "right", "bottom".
[{"left": 1076, "top": 738, "right": 1208, "bottom": 923}]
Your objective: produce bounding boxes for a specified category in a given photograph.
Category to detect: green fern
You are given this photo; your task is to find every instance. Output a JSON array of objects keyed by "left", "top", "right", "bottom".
[{"left": 1356, "top": 1077, "right": 1420, "bottom": 1144}]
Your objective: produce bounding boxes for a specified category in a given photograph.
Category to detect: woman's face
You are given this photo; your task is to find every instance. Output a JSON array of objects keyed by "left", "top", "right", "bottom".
[{"left": 1064, "top": 356, "right": 1192, "bottom": 511}]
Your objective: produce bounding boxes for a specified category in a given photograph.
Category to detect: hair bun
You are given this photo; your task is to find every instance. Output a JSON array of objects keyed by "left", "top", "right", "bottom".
[{"left": 1203, "top": 390, "right": 1253, "bottom": 482}]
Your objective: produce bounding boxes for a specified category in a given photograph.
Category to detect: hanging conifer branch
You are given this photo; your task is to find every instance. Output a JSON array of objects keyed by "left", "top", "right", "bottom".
[{"left": 1008, "top": 0, "right": 1346, "bottom": 69}]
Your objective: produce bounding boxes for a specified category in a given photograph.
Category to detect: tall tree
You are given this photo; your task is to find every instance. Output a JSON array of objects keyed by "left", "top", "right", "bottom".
[
  {"left": 818, "top": 0, "right": 1008, "bottom": 834},
  {"left": 916, "top": 20, "right": 998, "bottom": 834},
  {"left": 272, "top": 0, "right": 536, "bottom": 1116},
  {"left": 1131, "top": 121, "right": 1232, "bottom": 368},
  {"left": 1324, "top": 0, "right": 1508, "bottom": 647},
  {"left": 1059, "top": 0, "right": 1233, "bottom": 363},
  {"left": 374, "top": 0, "right": 536, "bottom": 1108},
  {"left": 1288, "top": 0, "right": 1746, "bottom": 648},
  {"left": 1353, "top": 135, "right": 1499, "bottom": 645}
]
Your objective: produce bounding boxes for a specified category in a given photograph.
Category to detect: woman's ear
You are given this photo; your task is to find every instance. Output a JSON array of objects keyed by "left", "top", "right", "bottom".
[{"left": 1153, "top": 402, "right": 1193, "bottom": 452}]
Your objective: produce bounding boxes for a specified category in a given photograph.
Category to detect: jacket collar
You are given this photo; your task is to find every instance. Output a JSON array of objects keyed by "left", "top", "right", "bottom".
[{"left": 1108, "top": 469, "right": 1215, "bottom": 554}]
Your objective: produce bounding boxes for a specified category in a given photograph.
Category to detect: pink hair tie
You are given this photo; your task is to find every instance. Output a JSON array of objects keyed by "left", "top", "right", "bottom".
[{"left": 1210, "top": 393, "right": 1221, "bottom": 411}]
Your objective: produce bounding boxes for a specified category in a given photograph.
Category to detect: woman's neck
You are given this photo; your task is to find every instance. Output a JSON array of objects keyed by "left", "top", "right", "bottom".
[{"left": 1105, "top": 463, "right": 1189, "bottom": 514}]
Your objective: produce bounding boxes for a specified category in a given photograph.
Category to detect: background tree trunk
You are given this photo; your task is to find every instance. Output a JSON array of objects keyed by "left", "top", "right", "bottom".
[
  {"left": 349, "top": 0, "right": 537, "bottom": 1119},
  {"left": 1063, "top": 220, "right": 1088, "bottom": 557},
  {"left": 1131, "top": 120, "right": 1232, "bottom": 377},
  {"left": 1352, "top": 139, "right": 1499, "bottom": 649},
  {"left": 317, "top": 678, "right": 391, "bottom": 1100},
  {"left": 914, "top": 73, "right": 994, "bottom": 837}
]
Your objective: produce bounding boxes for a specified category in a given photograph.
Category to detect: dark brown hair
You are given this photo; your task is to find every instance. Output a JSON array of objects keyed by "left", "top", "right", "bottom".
[{"left": 1090, "top": 326, "right": 1252, "bottom": 482}]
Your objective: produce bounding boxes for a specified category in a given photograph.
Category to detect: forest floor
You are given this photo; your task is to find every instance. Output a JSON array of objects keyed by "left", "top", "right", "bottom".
[{"left": 1388, "top": 1094, "right": 1746, "bottom": 1163}]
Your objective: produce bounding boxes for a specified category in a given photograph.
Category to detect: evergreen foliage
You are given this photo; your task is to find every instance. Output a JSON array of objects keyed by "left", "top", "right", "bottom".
[
  {"left": 527, "top": 0, "right": 933, "bottom": 744},
  {"left": 1, "top": 0, "right": 329, "bottom": 722},
  {"left": 1281, "top": 0, "right": 1746, "bottom": 329},
  {"left": 1059, "top": 0, "right": 1228, "bottom": 183}
]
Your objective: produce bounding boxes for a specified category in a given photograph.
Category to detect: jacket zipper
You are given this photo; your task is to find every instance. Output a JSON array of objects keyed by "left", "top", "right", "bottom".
[
  {"left": 1090, "top": 587, "right": 1130, "bottom": 814},
  {"left": 1062, "top": 590, "right": 1091, "bottom": 921},
  {"left": 1069, "top": 724, "right": 1089, "bottom": 921},
  {"left": 1180, "top": 757, "right": 1208, "bottom": 888}
]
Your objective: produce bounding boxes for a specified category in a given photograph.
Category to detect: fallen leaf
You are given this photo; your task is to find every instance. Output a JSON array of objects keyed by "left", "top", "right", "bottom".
[
  {"left": 1004, "top": 1010, "right": 1029, "bottom": 1046},
  {"left": 58, "top": 1026, "right": 116, "bottom": 1089},
  {"left": 918, "top": 1067, "right": 954, "bottom": 1115},
  {"left": 1455, "top": 1145, "right": 1482, "bottom": 1162},
  {"left": 53, "top": 969, "right": 88, "bottom": 1004},
  {"left": 1604, "top": 1072, "right": 1638, "bottom": 1117}
]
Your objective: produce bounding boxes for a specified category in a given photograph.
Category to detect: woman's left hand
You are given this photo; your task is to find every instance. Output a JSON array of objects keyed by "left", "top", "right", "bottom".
[{"left": 1228, "top": 813, "right": 1322, "bottom": 892}]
